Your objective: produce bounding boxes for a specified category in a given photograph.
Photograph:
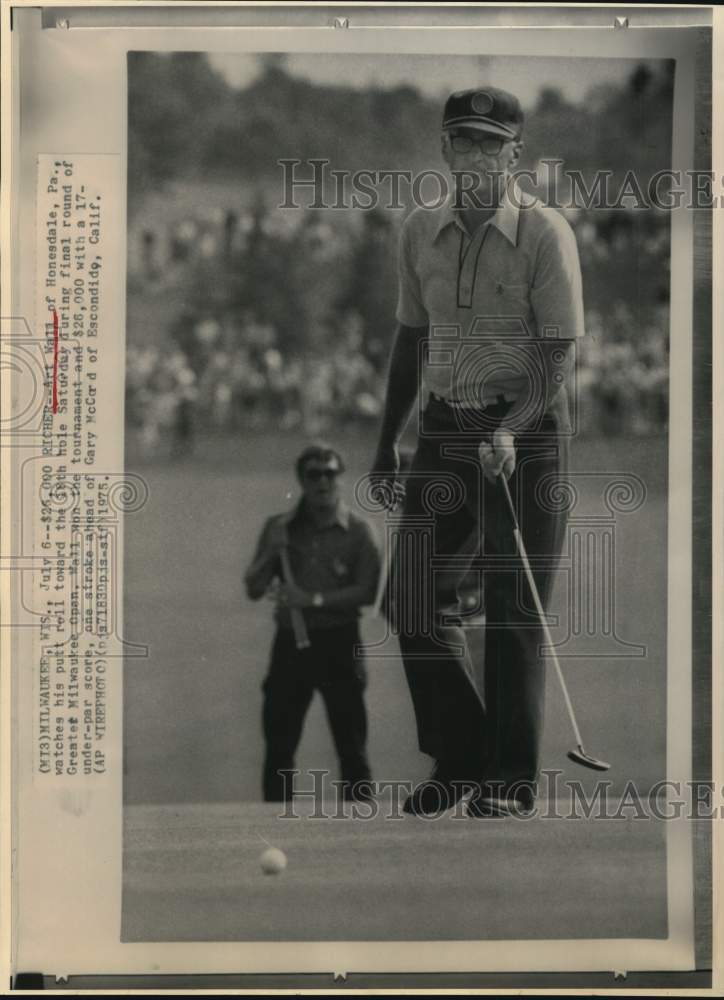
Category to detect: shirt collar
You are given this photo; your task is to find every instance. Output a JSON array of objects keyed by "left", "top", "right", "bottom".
[
  {"left": 293, "top": 498, "right": 350, "bottom": 531},
  {"left": 433, "top": 178, "right": 523, "bottom": 247}
]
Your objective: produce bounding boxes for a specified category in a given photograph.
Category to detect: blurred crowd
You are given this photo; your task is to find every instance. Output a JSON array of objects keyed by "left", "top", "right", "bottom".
[
  {"left": 126, "top": 202, "right": 669, "bottom": 457},
  {"left": 126, "top": 314, "right": 382, "bottom": 455}
]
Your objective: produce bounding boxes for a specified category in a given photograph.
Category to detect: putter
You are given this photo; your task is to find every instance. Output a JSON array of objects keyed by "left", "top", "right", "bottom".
[{"left": 499, "top": 474, "right": 610, "bottom": 772}]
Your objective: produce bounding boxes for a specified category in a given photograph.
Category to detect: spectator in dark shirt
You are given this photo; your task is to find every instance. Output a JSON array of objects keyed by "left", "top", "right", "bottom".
[{"left": 245, "top": 443, "right": 381, "bottom": 803}]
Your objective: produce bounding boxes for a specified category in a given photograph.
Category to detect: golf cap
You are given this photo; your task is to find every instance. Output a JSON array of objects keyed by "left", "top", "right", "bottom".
[{"left": 442, "top": 87, "right": 523, "bottom": 140}]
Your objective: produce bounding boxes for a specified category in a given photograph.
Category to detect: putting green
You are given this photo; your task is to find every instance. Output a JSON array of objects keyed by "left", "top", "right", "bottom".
[{"left": 122, "top": 800, "right": 667, "bottom": 942}]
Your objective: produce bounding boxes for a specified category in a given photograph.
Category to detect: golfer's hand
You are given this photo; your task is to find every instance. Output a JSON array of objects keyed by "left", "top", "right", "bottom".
[
  {"left": 277, "top": 582, "right": 314, "bottom": 609},
  {"left": 478, "top": 428, "right": 516, "bottom": 484},
  {"left": 370, "top": 443, "right": 405, "bottom": 511}
]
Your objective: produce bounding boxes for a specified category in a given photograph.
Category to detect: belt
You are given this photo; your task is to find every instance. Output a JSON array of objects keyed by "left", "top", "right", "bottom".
[{"left": 429, "top": 392, "right": 515, "bottom": 411}]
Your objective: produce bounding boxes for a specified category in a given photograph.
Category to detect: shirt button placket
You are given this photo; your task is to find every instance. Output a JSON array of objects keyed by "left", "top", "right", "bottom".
[{"left": 458, "top": 227, "right": 485, "bottom": 309}]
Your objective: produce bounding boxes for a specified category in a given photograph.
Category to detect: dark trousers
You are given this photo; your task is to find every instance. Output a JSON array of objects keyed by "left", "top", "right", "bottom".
[
  {"left": 389, "top": 399, "right": 569, "bottom": 793},
  {"left": 262, "top": 623, "right": 371, "bottom": 801}
]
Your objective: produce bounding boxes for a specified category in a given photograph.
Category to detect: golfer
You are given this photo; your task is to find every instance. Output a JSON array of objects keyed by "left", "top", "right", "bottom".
[
  {"left": 371, "top": 87, "right": 585, "bottom": 816},
  {"left": 245, "top": 443, "right": 381, "bottom": 803}
]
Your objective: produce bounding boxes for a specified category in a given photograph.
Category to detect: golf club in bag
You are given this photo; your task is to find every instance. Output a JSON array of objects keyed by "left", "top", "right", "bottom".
[{"left": 499, "top": 474, "right": 610, "bottom": 772}]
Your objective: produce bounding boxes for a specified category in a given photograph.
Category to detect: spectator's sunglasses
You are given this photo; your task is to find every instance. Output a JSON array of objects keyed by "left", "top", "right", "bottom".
[
  {"left": 448, "top": 130, "right": 512, "bottom": 156},
  {"left": 304, "top": 466, "right": 341, "bottom": 482}
]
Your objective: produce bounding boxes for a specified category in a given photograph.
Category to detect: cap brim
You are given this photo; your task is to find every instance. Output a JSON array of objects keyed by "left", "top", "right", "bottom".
[{"left": 443, "top": 117, "right": 517, "bottom": 139}]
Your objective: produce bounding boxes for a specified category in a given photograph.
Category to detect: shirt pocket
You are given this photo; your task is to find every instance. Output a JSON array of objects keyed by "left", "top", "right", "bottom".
[
  {"left": 482, "top": 274, "right": 533, "bottom": 333},
  {"left": 490, "top": 276, "right": 530, "bottom": 304}
]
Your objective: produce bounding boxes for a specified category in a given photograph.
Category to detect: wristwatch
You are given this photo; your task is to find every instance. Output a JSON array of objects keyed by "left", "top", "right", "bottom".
[{"left": 312, "top": 592, "right": 325, "bottom": 608}]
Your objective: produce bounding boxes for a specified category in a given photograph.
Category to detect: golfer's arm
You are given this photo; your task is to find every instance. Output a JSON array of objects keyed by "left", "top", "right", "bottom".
[
  {"left": 500, "top": 341, "right": 573, "bottom": 434},
  {"left": 499, "top": 219, "right": 584, "bottom": 437},
  {"left": 376, "top": 323, "right": 427, "bottom": 447}
]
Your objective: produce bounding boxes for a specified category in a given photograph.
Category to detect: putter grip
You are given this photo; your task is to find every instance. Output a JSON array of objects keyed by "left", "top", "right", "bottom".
[{"left": 280, "top": 547, "right": 311, "bottom": 650}]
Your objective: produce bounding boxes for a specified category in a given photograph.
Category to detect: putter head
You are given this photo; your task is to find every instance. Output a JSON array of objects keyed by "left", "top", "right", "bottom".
[{"left": 567, "top": 747, "right": 610, "bottom": 771}]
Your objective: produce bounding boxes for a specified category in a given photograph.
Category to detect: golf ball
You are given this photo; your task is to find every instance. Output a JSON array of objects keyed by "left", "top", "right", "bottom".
[{"left": 260, "top": 846, "right": 287, "bottom": 875}]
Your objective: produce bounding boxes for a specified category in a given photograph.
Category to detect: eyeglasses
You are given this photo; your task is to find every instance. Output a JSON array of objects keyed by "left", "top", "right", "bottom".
[
  {"left": 449, "top": 133, "right": 508, "bottom": 156},
  {"left": 304, "top": 467, "right": 340, "bottom": 482}
]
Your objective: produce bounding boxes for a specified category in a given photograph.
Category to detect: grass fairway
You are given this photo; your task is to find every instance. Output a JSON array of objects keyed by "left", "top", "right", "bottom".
[{"left": 122, "top": 800, "right": 667, "bottom": 942}]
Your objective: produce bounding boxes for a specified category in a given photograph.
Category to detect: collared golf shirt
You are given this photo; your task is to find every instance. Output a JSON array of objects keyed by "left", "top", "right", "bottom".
[
  {"left": 396, "top": 183, "right": 585, "bottom": 407},
  {"left": 250, "top": 501, "right": 381, "bottom": 631}
]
